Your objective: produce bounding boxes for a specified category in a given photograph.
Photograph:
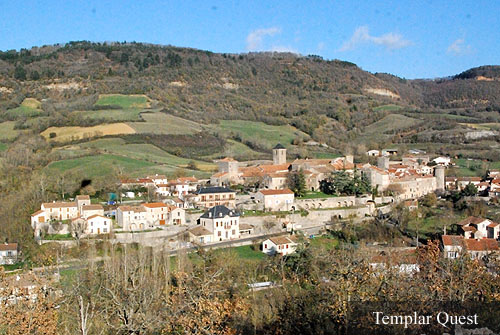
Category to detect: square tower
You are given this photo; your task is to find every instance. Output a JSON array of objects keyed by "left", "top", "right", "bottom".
[{"left": 273, "top": 143, "right": 287, "bottom": 165}]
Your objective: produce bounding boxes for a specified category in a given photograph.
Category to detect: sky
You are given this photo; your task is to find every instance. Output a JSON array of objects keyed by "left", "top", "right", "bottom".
[{"left": 0, "top": 0, "right": 498, "bottom": 79}]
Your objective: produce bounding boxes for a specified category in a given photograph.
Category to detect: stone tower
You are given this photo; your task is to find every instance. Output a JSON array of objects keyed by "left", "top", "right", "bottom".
[
  {"left": 273, "top": 143, "right": 287, "bottom": 165},
  {"left": 434, "top": 165, "right": 445, "bottom": 192},
  {"left": 377, "top": 156, "right": 390, "bottom": 170}
]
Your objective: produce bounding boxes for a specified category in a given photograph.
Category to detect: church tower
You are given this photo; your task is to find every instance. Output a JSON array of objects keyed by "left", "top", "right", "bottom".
[{"left": 273, "top": 143, "right": 286, "bottom": 165}]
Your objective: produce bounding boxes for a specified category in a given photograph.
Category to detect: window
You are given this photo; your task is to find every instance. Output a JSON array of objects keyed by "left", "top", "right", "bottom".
[
  {"left": 104, "top": 228, "right": 108, "bottom": 233},
  {"left": 218, "top": 231, "right": 221, "bottom": 236},
  {"left": 264, "top": 244, "right": 267, "bottom": 249},
  {"left": 232, "top": 230, "right": 235, "bottom": 235}
]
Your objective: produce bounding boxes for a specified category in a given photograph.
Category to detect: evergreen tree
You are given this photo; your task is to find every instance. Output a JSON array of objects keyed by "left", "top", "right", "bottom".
[{"left": 287, "top": 170, "right": 306, "bottom": 197}]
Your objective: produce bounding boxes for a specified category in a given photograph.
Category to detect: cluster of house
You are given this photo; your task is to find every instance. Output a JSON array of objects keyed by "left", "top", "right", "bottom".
[
  {"left": 120, "top": 175, "right": 201, "bottom": 200},
  {"left": 31, "top": 195, "right": 112, "bottom": 238},
  {"left": 359, "top": 155, "right": 445, "bottom": 200},
  {"left": 442, "top": 216, "right": 500, "bottom": 260},
  {"left": 210, "top": 144, "right": 355, "bottom": 192},
  {"left": 446, "top": 169, "right": 500, "bottom": 196},
  {"left": 211, "top": 144, "right": 445, "bottom": 203},
  {"left": 116, "top": 202, "right": 185, "bottom": 231}
]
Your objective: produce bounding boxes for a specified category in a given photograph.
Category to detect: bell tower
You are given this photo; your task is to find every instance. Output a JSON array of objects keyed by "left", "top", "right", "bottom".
[{"left": 273, "top": 143, "right": 286, "bottom": 165}]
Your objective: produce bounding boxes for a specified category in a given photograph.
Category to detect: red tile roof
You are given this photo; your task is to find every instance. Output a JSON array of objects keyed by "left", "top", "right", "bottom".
[
  {"left": 0, "top": 243, "right": 18, "bottom": 251},
  {"left": 464, "top": 238, "right": 499, "bottom": 251},
  {"left": 259, "top": 189, "right": 294, "bottom": 196},
  {"left": 143, "top": 202, "right": 167, "bottom": 208}
]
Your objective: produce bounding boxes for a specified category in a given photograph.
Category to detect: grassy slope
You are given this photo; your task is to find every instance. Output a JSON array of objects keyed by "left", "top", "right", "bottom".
[
  {"left": 80, "top": 138, "right": 216, "bottom": 171},
  {"left": 212, "top": 120, "right": 309, "bottom": 149},
  {"left": 41, "top": 123, "right": 136, "bottom": 141},
  {"left": 0, "top": 121, "right": 20, "bottom": 140},
  {"left": 73, "top": 109, "right": 144, "bottom": 122},
  {"left": 128, "top": 112, "right": 202, "bottom": 135},
  {"left": 95, "top": 94, "right": 150, "bottom": 108},
  {"left": 356, "top": 114, "right": 420, "bottom": 143}
]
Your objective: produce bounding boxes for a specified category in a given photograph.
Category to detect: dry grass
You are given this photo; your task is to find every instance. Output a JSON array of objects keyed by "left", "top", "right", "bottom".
[
  {"left": 41, "top": 123, "right": 136, "bottom": 142},
  {"left": 21, "top": 98, "right": 42, "bottom": 109}
]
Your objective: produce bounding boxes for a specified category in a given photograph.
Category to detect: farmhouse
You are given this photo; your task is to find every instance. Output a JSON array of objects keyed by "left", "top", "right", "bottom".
[
  {"left": 442, "top": 235, "right": 499, "bottom": 259},
  {"left": 256, "top": 189, "right": 295, "bottom": 211},
  {"left": 116, "top": 202, "right": 186, "bottom": 231},
  {"left": 195, "top": 187, "right": 236, "bottom": 208},
  {"left": 366, "top": 149, "right": 380, "bottom": 157},
  {"left": 116, "top": 205, "right": 148, "bottom": 231},
  {"left": 81, "top": 204, "right": 104, "bottom": 218},
  {"left": 86, "top": 214, "right": 112, "bottom": 235},
  {"left": 456, "top": 216, "right": 500, "bottom": 240},
  {"left": 0, "top": 243, "right": 19, "bottom": 265},
  {"left": 197, "top": 205, "right": 240, "bottom": 242},
  {"left": 262, "top": 235, "right": 298, "bottom": 256},
  {"left": 188, "top": 226, "right": 213, "bottom": 244}
]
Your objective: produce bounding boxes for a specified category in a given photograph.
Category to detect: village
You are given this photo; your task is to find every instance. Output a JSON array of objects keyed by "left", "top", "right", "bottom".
[{"left": 21, "top": 144, "right": 499, "bottom": 261}]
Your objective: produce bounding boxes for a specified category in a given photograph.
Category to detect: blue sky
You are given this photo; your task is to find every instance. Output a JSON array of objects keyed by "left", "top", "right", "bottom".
[{"left": 0, "top": 0, "right": 498, "bottom": 78}]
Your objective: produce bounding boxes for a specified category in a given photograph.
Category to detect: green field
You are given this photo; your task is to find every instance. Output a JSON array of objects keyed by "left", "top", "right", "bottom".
[
  {"left": 373, "top": 104, "right": 402, "bottom": 112},
  {"left": 213, "top": 120, "right": 308, "bottom": 149},
  {"left": 95, "top": 94, "right": 150, "bottom": 108},
  {"left": 0, "top": 143, "right": 7, "bottom": 151},
  {"left": 203, "top": 139, "right": 269, "bottom": 161},
  {"left": 46, "top": 153, "right": 211, "bottom": 178},
  {"left": 300, "top": 191, "right": 338, "bottom": 199},
  {"left": 46, "top": 154, "right": 155, "bottom": 178},
  {"left": 309, "top": 236, "right": 339, "bottom": 251},
  {"left": 0, "top": 121, "right": 20, "bottom": 140},
  {"left": 6, "top": 98, "right": 43, "bottom": 118},
  {"left": 80, "top": 138, "right": 216, "bottom": 171},
  {"left": 450, "top": 158, "right": 489, "bottom": 177},
  {"left": 128, "top": 112, "right": 203, "bottom": 135},
  {"left": 73, "top": 108, "right": 143, "bottom": 122}
]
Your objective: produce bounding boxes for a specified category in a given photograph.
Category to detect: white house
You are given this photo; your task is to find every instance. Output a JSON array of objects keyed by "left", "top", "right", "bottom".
[
  {"left": 116, "top": 205, "right": 148, "bottom": 231},
  {"left": 366, "top": 149, "right": 380, "bottom": 157},
  {"left": 0, "top": 243, "right": 19, "bottom": 265},
  {"left": 81, "top": 204, "right": 105, "bottom": 219},
  {"left": 262, "top": 235, "right": 298, "bottom": 256},
  {"left": 148, "top": 174, "right": 168, "bottom": 186},
  {"left": 256, "top": 189, "right": 295, "bottom": 211},
  {"left": 433, "top": 156, "right": 451, "bottom": 166},
  {"left": 457, "top": 216, "right": 500, "bottom": 240},
  {"left": 86, "top": 214, "right": 112, "bottom": 235},
  {"left": 198, "top": 205, "right": 240, "bottom": 242}
]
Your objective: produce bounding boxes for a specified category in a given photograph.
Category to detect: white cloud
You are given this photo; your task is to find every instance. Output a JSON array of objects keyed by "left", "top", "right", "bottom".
[
  {"left": 447, "top": 38, "right": 472, "bottom": 55},
  {"left": 317, "top": 42, "right": 325, "bottom": 51},
  {"left": 339, "top": 26, "right": 411, "bottom": 51},
  {"left": 246, "top": 27, "right": 281, "bottom": 51}
]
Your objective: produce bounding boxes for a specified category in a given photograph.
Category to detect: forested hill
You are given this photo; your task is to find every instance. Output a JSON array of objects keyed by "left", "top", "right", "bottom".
[{"left": 0, "top": 41, "right": 499, "bottom": 144}]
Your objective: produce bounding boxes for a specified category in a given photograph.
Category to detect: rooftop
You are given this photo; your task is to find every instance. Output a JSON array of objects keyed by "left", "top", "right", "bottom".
[
  {"left": 196, "top": 186, "right": 235, "bottom": 194},
  {"left": 258, "top": 189, "right": 294, "bottom": 196},
  {"left": 200, "top": 205, "right": 239, "bottom": 219}
]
